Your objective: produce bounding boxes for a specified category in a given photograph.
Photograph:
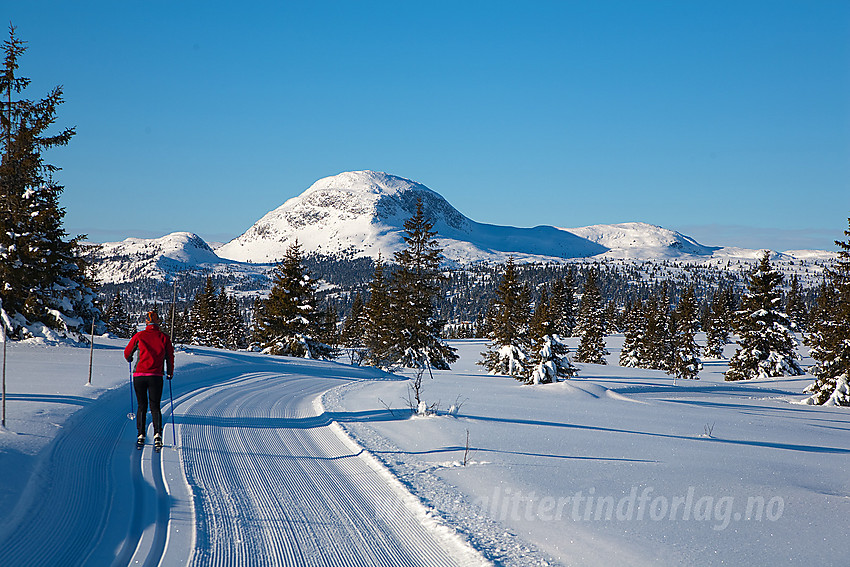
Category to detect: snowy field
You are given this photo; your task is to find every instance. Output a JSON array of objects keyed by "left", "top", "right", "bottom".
[
  {"left": 325, "top": 339, "right": 849, "bottom": 567},
  {"left": 0, "top": 336, "right": 846, "bottom": 566}
]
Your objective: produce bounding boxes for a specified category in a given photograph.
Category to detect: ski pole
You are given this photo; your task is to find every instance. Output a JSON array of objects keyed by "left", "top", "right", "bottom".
[
  {"left": 168, "top": 376, "right": 176, "bottom": 446},
  {"left": 128, "top": 361, "right": 136, "bottom": 420}
]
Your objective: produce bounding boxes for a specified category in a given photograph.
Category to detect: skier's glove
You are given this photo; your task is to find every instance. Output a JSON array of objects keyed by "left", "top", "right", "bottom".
[{"left": 167, "top": 374, "right": 173, "bottom": 380}]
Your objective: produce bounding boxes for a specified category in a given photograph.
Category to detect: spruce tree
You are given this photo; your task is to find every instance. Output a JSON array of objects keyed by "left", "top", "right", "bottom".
[
  {"left": 803, "top": 219, "right": 850, "bottom": 405},
  {"left": 642, "top": 298, "right": 673, "bottom": 370},
  {"left": 220, "top": 292, "right": 248, "bottom": 350},
  {"left": 480, "top": 256, "right": 532, "bottom": 378},
  {"left": 364, "top": 254, "right": 393, "bottom": 367},
  {"left": 189, "top": 277, "right": 219, "bottom": 347},
  {"left": 574, "top": 270, "right": 608, "bottom": 364},
  {"left": 103, "top": 290, "right": 133, "bottom": 338},
  {"left": 549, "top": 272, "right": 576, "bottom": 337},
  {"left": 725, "top": 252, "right": 802, "bottom": 381},
  {"left": 784, "top": 274, "right": 805, "bottom": 332},
  {"left": 340, "top": 292, "right": 365, "bottom": 348},
  {"left": 0, "top": 25, "right": 96, "bottom": 339},
  {"left": 669, "top": 286, "right": 702, "bottom": 380},
  {"left": 620, "top": 300, "right": 646, "bottom": 367},
  {"left": 527, "top": 285, "right": 577, "bottom": 384},
  {"left": 703, "top": 288, "right": 731, "bottom": 359},
  {"left": 386, "top": 199, "right": 457, "bottom": 369},
  {"left": 253, "top": 241, "right": 330, "bottom": 358}
]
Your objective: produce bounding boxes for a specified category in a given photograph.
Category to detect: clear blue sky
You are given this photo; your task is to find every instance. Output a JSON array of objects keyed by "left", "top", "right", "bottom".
[{"left": 7, "top": 1, "right": 850, "bottom": 250}]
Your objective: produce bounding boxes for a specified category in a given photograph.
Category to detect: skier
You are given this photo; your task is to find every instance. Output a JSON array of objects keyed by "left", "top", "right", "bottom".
[{"left": 124, "top": 311, "right": 174, "bottom": 450}]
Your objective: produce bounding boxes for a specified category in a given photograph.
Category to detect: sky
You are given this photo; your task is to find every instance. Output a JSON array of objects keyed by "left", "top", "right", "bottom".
[{"left": 6, "top": 1, "right": 850, "bottom": 251}]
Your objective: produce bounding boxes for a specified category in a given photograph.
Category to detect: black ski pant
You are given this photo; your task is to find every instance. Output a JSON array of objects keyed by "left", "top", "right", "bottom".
[{"left": 134, "top": 374, "right": 164, "bottom": 437}]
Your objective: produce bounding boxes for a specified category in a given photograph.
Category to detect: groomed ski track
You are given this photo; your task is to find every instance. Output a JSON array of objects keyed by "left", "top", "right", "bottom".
[{"left": 0, "top": 347, "right": 486, "bottom": 567}]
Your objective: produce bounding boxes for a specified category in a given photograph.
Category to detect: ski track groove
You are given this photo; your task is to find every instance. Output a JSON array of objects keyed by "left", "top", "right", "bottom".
[
  {"left": 180, "top": 371, "right": 463, "bottom": 567},
  {"left": 0, "top": 364, "right": 479, "bottom": 567},
  {"left": 0, "top": 387, "right": 129, "bottom": 566}
]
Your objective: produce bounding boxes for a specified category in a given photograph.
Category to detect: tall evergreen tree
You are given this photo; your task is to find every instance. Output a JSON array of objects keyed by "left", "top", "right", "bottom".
[
  {"left": 364, "top": 254, "right": 393, "bottom": 368},
  {"left": 784, "top": 274, "right": 806, "bottom": 331},
  {"left": 0, "top": 25, "right": 96, "bottom": 339},
  {"left": 725, "top": 252, "right": 802, "bottom": 381},
  {"left": 669, "top": 286, "right": 702, "bottom": 380},
  {"left": 165, "top": 302, "right": 190, "bottom": 344},
  {"left": 480, "top": 256, "right": 533, "bottom": 378},
  {"left": 253, "top": 241, "right": 330, "bottom": 358},
  {"left": 220, "top": 292, "right": 248, "bottom": 350},
  {"left": 527, "top": 284, "right": 577, "bottom": 383},
  {"left": 189, "top": 277, "right": 219, "bottom": 347},
  {"left": 620, "top": 300, "right": 647, "bottom": 367},
  {"left": 803, "top": 219, "right": 850, "bottom": 405},
  {"left": 340, "top": 292, "right": 365, "bottom": 348},
  {"left": 103, "top": 290, "right": 133, "bottom": 338},
  {"left": 703, "top": 288, "right": 732, "bottom": 359},
  {"left": 386, "top": 199, "right": 457, "bottom": 369},
  {"left": 642, "top": 298, "right": 673, "bottom": 370},
  {"left": 549, "top": 272, "right": 576, "bottom": 337},
  {"left": 575, "top": 270, "right": 608, "bottom": 364}
]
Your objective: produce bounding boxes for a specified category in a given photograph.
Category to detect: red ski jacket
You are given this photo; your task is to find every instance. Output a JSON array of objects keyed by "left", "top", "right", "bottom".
[{"left": 125, "top": 324, "right": 175, "bottom": 377}]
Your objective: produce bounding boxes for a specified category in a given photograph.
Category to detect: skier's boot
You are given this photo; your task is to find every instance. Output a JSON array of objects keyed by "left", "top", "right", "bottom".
[
  {"left": 154, "top": 433, "right": 163, "bottom": 451},
  {"left": 136, "top": 434, "right": 145, "bottom": 450}
]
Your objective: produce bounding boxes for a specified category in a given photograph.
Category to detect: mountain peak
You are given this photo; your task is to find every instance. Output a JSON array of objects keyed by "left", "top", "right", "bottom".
[{"left": 215, "top": 171, "right": 721, "bottom": 265}]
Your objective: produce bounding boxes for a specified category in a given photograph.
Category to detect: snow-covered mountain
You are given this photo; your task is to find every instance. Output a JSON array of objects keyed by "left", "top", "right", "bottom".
[
  {"left": 215, "top": 170, "right": 717, "bottom": 265},
  {"left": 91, "top": 231, "right": 266, "bottom": 285},
  {"left": 90, "top": 171, "right": 833, "bottom": 285}
]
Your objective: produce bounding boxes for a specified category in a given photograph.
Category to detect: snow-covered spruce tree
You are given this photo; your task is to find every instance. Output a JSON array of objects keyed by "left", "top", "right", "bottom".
[
  {"left": 619, "top": 300, "right": 647, "bottom": 367},
  {"left": 363, "top": 254, "right": 394, "bottom": 368},
  {"left": 669, "top": 286, "right": 702, "bottom": 380},
  {"left": 527, "top": 285, "right": 577, "bottom": 384},
  {"left": 802, "top": 219, "right": 850, "bottom": 405},
  {"left": 784, "top": 274, "right": 806, "bottom": 332},
  {"left": 340, "top": 292, "right": 365, "bottom": 347},
  {"left": 725, "top": 251, "right": 802, "bottom": 381},
  {"left": 549, "top": 271, "right": 576, "bottom": 337},
  {"left": 253, "top": 241, "right": 332, "bottom": 358},
  {"left": 703, "top": 288, "right": 732, "bottom": 359},
  {"left": 316, "top": 302, "right": 339, "bottom": 350},
  {"left": 0, "top": 25, "right": 97, "bottom": 340},
  {"left": 574, "top": 270, "right": 608, "bottom": 364},
  {"left": 165, "top": 303, "right": 191, "bottom": 344},
  {"left": 340, "top": 292, "right": 368, "bottom": 364},
  {"left": 480, "top": 256, "right": 533, "bottom": 379},
  {"left": 641, "top": 298, "right": 673, "bottom": 370},
  {"left": 189, "top": 277, "right": 219, "bottom": 347},
  {"left": 103, "top": 290, "right": 134, "bottom": 338},
  {"left": 386, "top": 199, "right": 457, "bottom": 370},
  {"left": 219, "top": 291, "right": 248, "bottom": 351}
]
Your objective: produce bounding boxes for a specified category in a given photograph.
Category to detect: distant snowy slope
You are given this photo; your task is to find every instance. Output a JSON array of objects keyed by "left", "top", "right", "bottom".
[{"left": 564, "top": 222, "right": 719, "bottom": 259}]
